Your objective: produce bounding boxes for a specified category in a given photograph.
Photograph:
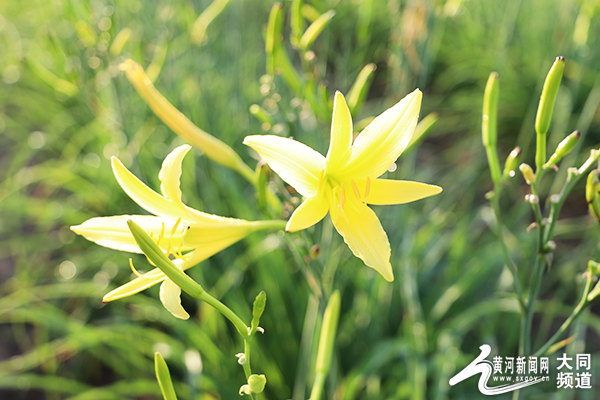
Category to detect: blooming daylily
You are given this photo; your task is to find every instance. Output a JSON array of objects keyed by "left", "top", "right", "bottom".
[
  {"left": 71, "top": 144, "right": 283, "bottom": 319},
  {"left": 243, "top": 90, "right": 442, "bottom": 281}
]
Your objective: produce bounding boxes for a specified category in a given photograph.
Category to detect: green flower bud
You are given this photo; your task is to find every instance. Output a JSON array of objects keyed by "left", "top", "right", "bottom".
[
  {"left": 545, "top": 131, "right": 580, "bottom": 168},
  {"left": 503, "top": 147, "right": 521, "bottom": 179},
  {"left": 315, "top": 291, "right": 341, "bottom": 375},
  {"left": 586, "top": 170, "right": 600, "bottom": 223},
  {"left": 248, "top": 374, "right": 267, "bottom": 394},
  {"left": 299, "top": 10, "right": 336, "bottom": 50},
  {"left": 155, "top": 352, "right": 178, "bottom": 400},
  {"left": 266, "top": 3, "right": 284, "bottom": 75},
  {"left": 250, "top": 291, "right": 267, "bottom": 335},
  {"left": 482, "top": 72, "right": 500, "bottom": 148},
  {"left": 519, "top": 163, "right": 535, "bottom": 185},
  {"left": 535, "top": 56, "right": 565, "bottom": 136},
  {"left": 347, "top": 63, "right": 377, "bottom": 115}
]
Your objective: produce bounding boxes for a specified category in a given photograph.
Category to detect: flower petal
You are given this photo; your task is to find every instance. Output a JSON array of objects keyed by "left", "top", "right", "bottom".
[
  {"left": 184, "top": 225, "right": 253, "bottom": 249},
  {"left": 103, "top": 268, "right": 167, "bottom": 302},
  {"left": 112, "top": 156, "right": 190, "bottom": 222},
  {"left": 359, "top": 178, "right": 443, "bottom": 205},
  {"left": 159, "top": 144, "right": 192, "bottom": 206},
  {"left": 243, "top": 135, "right": 325, "bottom": 197},
  {"left": 325, "top": 91, "right": 352, "bottom": 172},
  {"left": 71, "top": 215, "right": 193, "bottom": 253},
  {"left": 286, "top": 195, "right": 328, "bottom": 232},
  {"left": 102, "top": 251, "right": 205, "bottom": 302},
  {"left": 344, "top": 89, "right": 422, "bottom": 179},
  {"left": 331, "top": 194, "right": 393, "bottom": 281},
  {"left": 160, "top": 279, "right": 190, "bottom": 320}
]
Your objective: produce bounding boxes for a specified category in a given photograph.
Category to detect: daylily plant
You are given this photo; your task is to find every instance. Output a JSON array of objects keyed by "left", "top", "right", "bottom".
[
  {"left": 244, "top": 89, "right": 442, "bottom": 281},
  {"left": 71, "top": 145, "right": 284, "bottom": 319}
]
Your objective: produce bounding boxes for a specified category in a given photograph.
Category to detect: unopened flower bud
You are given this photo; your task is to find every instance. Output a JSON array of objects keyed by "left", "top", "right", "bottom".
[
  {"left": 248, "top": 374, "right": 267, "bottom": 394},
  {"left": 503, "top": 147, "right": 521, "bottom": 179},
  {"left": 239, "top": 385, "right": 251, "bottom": 396},
  {"left": 519, "top": 163, "right": 535, "bottom": 185},
  {"left": 545, "top": 131, "right": 580, "bottom": 168},
  {"left": 545, "top": 240, "right": 557, "bottom": 252},
  {"left": 482, "top": 72, "right": 499, "bottom": 148},
  {"left": 309, "top": 244, "right": 321, "bottom": 260},
  {"left": 535, "top": 56, "right": 565, "bottom": 136},
  {"left": 586, "top": 170, "right": 600, "bottom": 223},
  {"left": 236, "top": 353, "right": 247, "bottom": 365}
]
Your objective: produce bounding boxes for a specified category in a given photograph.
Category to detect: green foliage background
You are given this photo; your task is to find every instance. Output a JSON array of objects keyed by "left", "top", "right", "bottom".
[{"left": 1, "top": 0, "right": 600, "bottom": 399}]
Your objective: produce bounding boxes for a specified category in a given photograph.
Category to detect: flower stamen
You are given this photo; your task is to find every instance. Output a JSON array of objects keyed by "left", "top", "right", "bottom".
[
  {"left": 129, "top": 258, "right": 143, "bottom": 277},
  {"left": 351, "top": 179, "right": 361, "bottom": 201},
  {"left": 318, "top": 169, "right": 325, "bottom": 192}
]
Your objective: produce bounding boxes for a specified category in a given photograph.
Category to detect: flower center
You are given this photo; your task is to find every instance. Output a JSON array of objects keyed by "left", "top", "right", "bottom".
[{"left": 319, "top": 170, "right": 371, "bottom": 221}]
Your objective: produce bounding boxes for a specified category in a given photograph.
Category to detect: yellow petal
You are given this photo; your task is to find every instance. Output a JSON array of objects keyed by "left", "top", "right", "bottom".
[
  {"left": 325, "top": 91, "right": 352, "bottom": 172},
  {"left": 331, "top": 195, "right": 393, "bottom": 281},
  {"left": 102, "top": 251, "right": 204, "bottom": 302},
  {"left": 103, "top": 267, "right": 167, "bottom": 302},
  {"left": 243, "top": 135, "right": 325, "bottom": 197},
  {"left": 70, "top": 215, "right": 193, "bottom": 253},
  {"left": 159, "top": 144, "right": 191, "bottom": 206},
  {"left": 360, "top": 178, "right": 443, "bottom": 205},
  {"left": 112, "top": 156, "right": 190, "bottom": 222},
  {"left": 286, "top": 195, "right": 328, "bottom": 232},
  {"left": 344, "top": 89, "right": 422, "bottom": 179},
  {"left": 184, "top": 225, "right": 253, "bottom": 247},
  {"left": 160, "top": 279, "right": 190, "bottom": 320}
]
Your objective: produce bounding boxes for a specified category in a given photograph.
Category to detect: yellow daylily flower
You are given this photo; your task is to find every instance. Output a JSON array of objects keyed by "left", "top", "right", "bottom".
[
  {"left": 243, "top": 89, "right": 442, "bottom": 281},
  {"left": 71, "top": 144, "right": 284, "bottom": 319}
]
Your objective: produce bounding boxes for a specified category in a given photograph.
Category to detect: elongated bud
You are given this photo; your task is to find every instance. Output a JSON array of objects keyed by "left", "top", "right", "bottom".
[
  {"left": 266, "top": 3, "right": 284, "bottom": 75},
  {"left": 250, "top": 291, "right": 267, "bottom": 335},
  {"left": 190, "top": 0, "right": 232, "bottom": 45},
  {"left": 299, "top": 10, "right": 336, "bottom": 50},
  {"left": 290, "top": 0, "right": 304, "bottom": 47},
  {"left": 127, "top": 220, "right": 205, "bottom": 299},
  {"left": 347, "top": 63, "right": 377, "bottom": 115},
  {"left": 545, "top": 131, "right": 580, "bottom": 168},
  {"left": 315, "top": 291, "right": 341, "bottom": 374},
  {"left": 482, "top": 72, "right": 499, "bottom": 148},
  {"left": 503, "top": 147, "right": 521, "bottom": 179},
  {"left": 155, "top": 352, "right": 178, "bottom": 400},
  {"left": 586, "top": 170, "right": 600, "bottom": 223},
  {"left": 405, "top": 112, "right": 438, "bottom": 154},
  {"left": 249, "top": 104, "right": 274, "bottom": 126},
  {"left": 519, "top": 163, "right": 535, "bottom": 185},
  {"left": 121, "top": 59, "right": 254, "bottom": 182},
  {"left": 109, "top": 28, "right": 132, "bottom": 56},
  {"left": 482, "top": 72, "right": 501, "bottom": 183},
  {"left": 535, "top": 57, "right": 565, "bottom": 136}
]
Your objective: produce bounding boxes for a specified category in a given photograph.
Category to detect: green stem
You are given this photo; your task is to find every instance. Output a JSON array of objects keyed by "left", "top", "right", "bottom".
[
  {"left": 198, "top": 291, "right": 248, "bottom": 336},
  {"left": 533, "top": 272, "right": 593, "bottom": 357},
  {"left": 490, "top": 185, "right": 526, "bottom": 310},
  {"left": 309, "top": 372, "right": 326, "bottom": 400}
]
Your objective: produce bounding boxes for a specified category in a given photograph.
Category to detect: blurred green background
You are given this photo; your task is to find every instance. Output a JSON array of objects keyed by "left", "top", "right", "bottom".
[{"left": 1, "top": 0, "right": 600, "bottom": 399}]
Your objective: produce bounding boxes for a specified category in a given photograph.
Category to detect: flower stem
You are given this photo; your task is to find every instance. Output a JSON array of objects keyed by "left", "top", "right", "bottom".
[
  {"left": 490, "top": 185, "right": 526, "bottom": 311},
  {"left": 534, "top": 270, "right": 593, "bottom": 357}
]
